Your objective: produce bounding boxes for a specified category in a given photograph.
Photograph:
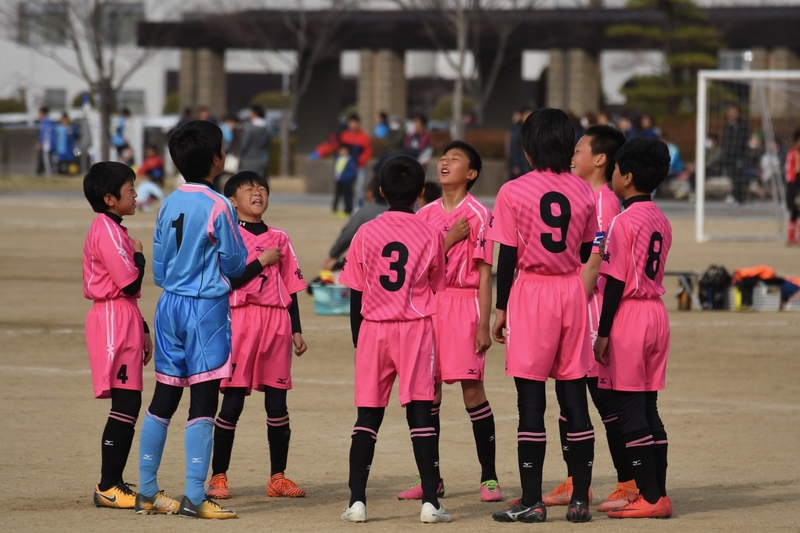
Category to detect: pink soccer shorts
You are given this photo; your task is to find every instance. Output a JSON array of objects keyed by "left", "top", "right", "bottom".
[
  {"left": 222, "top": 304, "right": 293, "bottom": 394},
  {"left": 505, "top": 271, "right": 591, "bottom": 382},
  {"left": 86, "top": 298, "right": 144, "bottom": 399},
  {"left": 598, "top": 298, "right": 670, "bottom": 392},
  {"left": 354, "top": 317, "right": 436, "bottom": 407},
  {"left": 435, "top": 288, "right": 486, "bottom": 384}
]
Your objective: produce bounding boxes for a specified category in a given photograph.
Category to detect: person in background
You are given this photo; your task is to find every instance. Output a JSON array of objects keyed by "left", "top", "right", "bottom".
[
  {"left": 36, "top": 106, "right": 55, "bottom": 177},
  {"left": 54, "top": 112, "right": 79, "bottom": 174},
  {"left": 785, "top": 130, "right": 800, "bottom": 244},
  {"left": 339, "top": 114, "right": 373, "bottom": 207},
  {"left": 639, "top": 115, "right": 659, "bottom": 139},
  {"left": 759, "top": 138, "right": 781, "bottom": 201},
  {"left": 722, "top": 104, "right": 751, "bottom": 205},
  {"left": 417, "top": 181, "right": 442, "bottom": 210},
  {"left": 507, "top": 107, "right": 532, "bottom": 181},
  {"left": 176, "top": 108, "right": 193, "bottom": 130},
  {"left": 239, "top": 104, "right": 273, "bottom": 181},
  {"left": 112, "top": 108, "right": 134, "bottom": 166},
  {"left": 136, "top": 145, "right": 166, "bottom": 211},
  {"left": 596, "top": 111, "right": 612, "bottom": 127},
  {"left": 197, "top": 106, "right": 217, "bottom": 124},
  {"left": 373, "top": 112, "right": 390, "bottom": 139},
  {"left": 616, "top": 116, "right": 637, "bottom": 141},
  {"left": 332, "top": 144, "right": 358, "bottom": 217},
  {"left": 403, "top": 114, "right": 433, "bottom": 170}
]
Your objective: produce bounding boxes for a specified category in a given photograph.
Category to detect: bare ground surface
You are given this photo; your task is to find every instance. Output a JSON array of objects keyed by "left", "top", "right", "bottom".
[{"left": 0, "top": 187, "right": 798, "bottom": 532}]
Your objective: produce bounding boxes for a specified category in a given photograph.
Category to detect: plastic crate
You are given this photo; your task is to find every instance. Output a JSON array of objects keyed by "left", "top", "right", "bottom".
[
  {"left": 727, "top": 284, "right": 780, "bottom": 311},
  {"left": 312, "top": 283, "right": 351, "bottom": 316}
]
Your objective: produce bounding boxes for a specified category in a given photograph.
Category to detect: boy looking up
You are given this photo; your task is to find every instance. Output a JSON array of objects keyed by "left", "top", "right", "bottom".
[
  {"left": 136, "top": 121, "right": 247, "bottom": 520},
  {"left": 339, "top": 155, "right": 450, "bottom": 524}
]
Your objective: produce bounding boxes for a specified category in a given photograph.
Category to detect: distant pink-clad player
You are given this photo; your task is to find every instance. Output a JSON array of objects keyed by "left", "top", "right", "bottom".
[
  {"left": 488, "top": 109, "right": 597, "bottom": 524},
  {"left": 207, "top": 171, "right": 309, "bottom": 501},
  {"left": 594, "top": 138, "right": 673, "bottom": 519},
  {"left": 339, "top": 155, "right": 451, "bottom": 524},
  {"left": 82, "top": 162, "right": 152, "bottom": 509},
  {"left": 400, "top": 140, "right": 501, "bottom": 503},
  {"left": 544, "top": 126, "right": 639, "bottom": 511}
]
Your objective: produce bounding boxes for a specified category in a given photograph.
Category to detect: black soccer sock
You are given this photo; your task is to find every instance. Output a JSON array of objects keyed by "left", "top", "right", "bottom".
[
  {"left": 407, "top": 401, "right": 440, "bottom": 506},
  {"left": 99, "top": 413, "right": 136, "bottom": 491},
  {"left": 517, "top": 433, "right": 546, "bottom": 506},
  {"left": 624, "top": 429, "right": 660, "bottom": 504},
  {"left": 349, "top": 407, "right": 384, "bottom": 506},
  {"left": 603, "top": 416, "right": 634, "bottom": 483},
  {"left": 467, "top": 401, "right": 497, "bottom": 482},
  {"left": 566, "top": 434, "right": 594, "bottom": 503},
  {"left": 431, "top": 403, "right": 442, "bottom": 482},
  {"left": 212, "top": 387, "right": 246, "bottom": 475},
  {"left": 558, "top": 415, "right": 572, "bottom": 477},
  {"left": 265, "top": 387, "right": 291, "bottom": 476},
  {"left": 653, "top": 432, "right": 668, "bottom": 497}
]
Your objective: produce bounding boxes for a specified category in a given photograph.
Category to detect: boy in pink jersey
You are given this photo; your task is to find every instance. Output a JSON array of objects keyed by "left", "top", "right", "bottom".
[
  {"left": 400, "top": 141, "right": 501, "bottom": 503},
  {"left": 594, "top": 137, "right": 673, "bottom": 519},
  {"left": 207, "top": 171, "right": 308, "bottom": 500},
  {"left": 339, "top": 155, "right": 450, "bottom": 524},
  {"left": 545, "top": 126, "right": 639, "bottom": 511},
  {"left": 82, "top": 162, "right": 152, "bottom": 509},
  {"left": 488, "top": 108, "right": 597, "bottom": 524}
]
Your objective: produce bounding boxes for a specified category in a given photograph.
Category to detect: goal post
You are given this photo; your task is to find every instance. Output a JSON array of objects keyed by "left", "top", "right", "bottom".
[{"left": 695, "top": 70, "right": 800, "bottom": 242}]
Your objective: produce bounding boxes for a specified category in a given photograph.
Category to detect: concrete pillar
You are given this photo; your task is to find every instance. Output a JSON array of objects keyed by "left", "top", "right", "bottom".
[
  {"left": 357, "top": 49, "right": 406, "bottom": 134},
  {"left": 768, "top": 48, "right": 800, "bottom": 118},
  {"left": 295, "top": 54, "right": 342, "bottom": 152},
  {"left": 179, "top": 48, "right": 226, "bottom": 118},
  {"left": 479, "top": 52, "right": 524, "bottom": 128},
  {"left": 546, "top": 48, "right": 600, "bottom": 116}
]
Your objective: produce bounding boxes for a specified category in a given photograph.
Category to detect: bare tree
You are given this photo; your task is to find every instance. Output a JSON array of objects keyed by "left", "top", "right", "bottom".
[
  {"left": 393, "top": 0, "right": 538, "bottom": 140},
  {"left": 1, "top": 0, "right": 167, "bottom": 161}
]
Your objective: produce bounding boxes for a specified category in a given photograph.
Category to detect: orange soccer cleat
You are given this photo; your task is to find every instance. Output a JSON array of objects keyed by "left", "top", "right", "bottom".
[
  {"left": 607, "top": 494, "right": 672, "bottom": 519},
  {"left": 267, "top": 473, "right": 306, "bottom": 498},
  {"left": 207, "top": 473, "right": 230, "bottom": 500},
  {"left": 597, "top": 479, "right": 638, "bottom": 512}
]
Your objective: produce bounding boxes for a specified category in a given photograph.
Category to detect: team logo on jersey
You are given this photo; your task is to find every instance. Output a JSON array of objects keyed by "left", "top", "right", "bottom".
[
  {"left": 255, "top": 245, "right": 265, "bottom": 252},
  {"left": 599, "top": 378, "right": 607, "bottom": 385},
  {"left": 295, "top": 268, "right": 304, "bottom": 280},
  {"left": 277, "top": 377, "right": 288, "bottom": 385},
  {"left": 602, "top": 252, "right": 610, "bottom": 263},
  {"left": 341, "top": 258, "right": 347, "bottom": 270},
  {"left": 468, "top": 369, "right": 477, "bottom": 375},
  {"left": 489, "top": 215, "right": 494, "bottom": 228},
  {"left": 478, "top": 237, "right": 486, "bottom": 249}
]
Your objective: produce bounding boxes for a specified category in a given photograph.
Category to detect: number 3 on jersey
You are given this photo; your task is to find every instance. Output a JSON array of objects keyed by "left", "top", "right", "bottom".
[
  {"left": 540, "top": 192, "right": 572, "bottom": 253},
  {"left": 380, "top": 242, "right": 409, "bottom": 292}
]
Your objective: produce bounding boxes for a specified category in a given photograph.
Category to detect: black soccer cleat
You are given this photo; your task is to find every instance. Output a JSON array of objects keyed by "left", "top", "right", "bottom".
[
  {"left": 492, "top": 500, "right": 547, "bottom": 523},
  {"left": 566, "top": 500, "right": 592, "bottom": 523}
]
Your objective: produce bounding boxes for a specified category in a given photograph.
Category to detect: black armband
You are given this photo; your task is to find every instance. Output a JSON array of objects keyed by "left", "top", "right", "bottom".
[
  {"left": 288, "top": 293, "right": 302, "bottom": 334},
  {"left": 597, "top": 275, "right": 625, "bottom": 337},
  {"left": 496, "top": 245, "right": 517, "bottom": 311},
  {"left": 122, "top": 252, "right": 146, "bottom": 296},
  {"left": 350, "top": 289, "right": 364, "bottom": 348},
  {"left": 580, "top": 241, "right": 593, "bottom": 264},
  {"left": 229, "top": 259, "right": 264, "bottom": 290}
]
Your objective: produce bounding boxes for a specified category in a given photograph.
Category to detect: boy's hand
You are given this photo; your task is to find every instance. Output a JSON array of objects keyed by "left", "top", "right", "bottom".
[
  {"left": 594, "top": 336, "right": 609, "bottom": 366},
  {"left": 143, "top": 333, "right": 153, "bottom": 366},
  {"left": 598, "top": 235, "right": 607, "bottom": 256},
  {"left": 475, "top": 326, "right": 492, "bottom": 354},
  {"left": 492, "top": 310, "right": 507, "bottom": 344},
  {"left": 444, "top": 218, "right": 470, "bottom": 251},
  {"left": 258, "top": 247, "right": 283, "bottom": 266},
  {"left": 293, "top": 333, "right": 307, "bottom": 356},
  {"left": 130, "top": 237, "right": 143, "bottom": 254}
]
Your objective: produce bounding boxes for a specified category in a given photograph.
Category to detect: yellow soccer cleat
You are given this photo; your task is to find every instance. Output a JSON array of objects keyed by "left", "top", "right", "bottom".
[
  {"left": 135, "top": 490, "right": 180, "bottom": 514},
  {"left": 178, "top": 496, "right": 237, "bottom": 519},
  {"left": 93, "top": 482, "right": 137, "bottom": 509}
]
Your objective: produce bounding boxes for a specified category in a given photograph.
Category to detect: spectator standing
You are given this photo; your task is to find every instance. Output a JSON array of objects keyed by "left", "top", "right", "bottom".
[
  {"left": 332, "top": 144, "right": 358, "bottom": 216},
  {"left": 373, "top": 112, "right": 390, "bottom": 139},
  {"left": 54, "top": 113, "right": 79, "bottom": 174},
  {"left": 239, "top": 105, "right": 273, "bottom": 180},
  {"left": 722, "top": 104, "right": 751, "bottom": 205},
  {"left": 339, "top": 113, "right": 373, "bottom": 206},
  {"left": 112, "top": 108, "right": 133, "bottom": 166},
  {"left": 507, "top": 107, "right": 532, "bottom": 181},
  {"left": 403, "top": 113, "right": 433, "bottom": 169},
  {"left": 36, "top": 107, "right": 55, "bottom": 177},
  {"left": 640, "top": 115, "right": 660, "bottom": 139}
]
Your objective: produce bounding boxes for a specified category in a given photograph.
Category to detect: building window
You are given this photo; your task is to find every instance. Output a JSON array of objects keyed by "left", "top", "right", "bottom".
[
  {"left": 102, "top": 3, "right": 145, "bottom": 46},
  {"left": 43, "top": 88, "right": 67, "bottom": 110},
  {"left": 718, "top": 50, "right": 752, "bottom": 71},
  {"left": 116, "top": 90, "right": 145, "bottom": 115},
  {"left": 17, "top": 2, "right": 68, "bottom": 46}
]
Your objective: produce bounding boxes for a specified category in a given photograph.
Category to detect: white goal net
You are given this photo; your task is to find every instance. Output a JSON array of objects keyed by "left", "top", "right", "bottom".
[{"left": 695, "top": 70, "right": 800, "bottom": 242}]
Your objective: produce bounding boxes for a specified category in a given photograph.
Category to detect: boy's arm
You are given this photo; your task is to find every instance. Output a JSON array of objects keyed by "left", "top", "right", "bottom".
[
  {"left": 214, "top": 203, "right": 247, "bottom": 278},
  {"left": 349, "top": 290, "right": 363, "bottom": 347},
  {"left": 476, "top": 261, "right": 492, "bottom": 354},
  {"left": 152, "top": 217, "right": 165, "bottom": 287},
  {"left": 581, "top": 253, "right": 602, "bottom": 297},
  {"left": 122, "top": 251, "right": 146, "bottom": 296},
  {"left": 429, "top": 233, "right": 447, "bottom": 292}
]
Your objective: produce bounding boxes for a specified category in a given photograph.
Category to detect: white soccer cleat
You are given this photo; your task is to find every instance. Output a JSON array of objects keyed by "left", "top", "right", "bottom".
[
  {"left": 341, "top": 501, "right": 367, "bottom": 522},
  {"left": 420, "top": 502, "right": 452, "bottom": 523}
]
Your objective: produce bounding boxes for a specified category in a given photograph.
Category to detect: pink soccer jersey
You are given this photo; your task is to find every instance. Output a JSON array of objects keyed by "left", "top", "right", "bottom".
[
  {"left": 590, "top": 184, "right": 621, "bottom": 255},
  {"left": 600, "top": 200, "right": 673, "bottom": 299},
  {"left": 417, "top": 194, "right": 493, "bottom": 289},
  {"left": 230, "top": 224, "right": 306, "bottom": 308},
  {"left": 83, "top": 213, "right": 141, "bottom": 301},
  {"left": 340, "top": 210, "right": 446, "bottom": 321},
  {"left": 488, "top": 170, "right": 597, "bottom": 275}
]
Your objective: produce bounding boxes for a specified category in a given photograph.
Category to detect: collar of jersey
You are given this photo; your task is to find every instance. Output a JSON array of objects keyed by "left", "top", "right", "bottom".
[
  {"left": 102, "top": 211, "right": 124, "bottom": 225},
  {"left": 239, "top": 219, "right": 268, "bottom": 235},
  {"left": 184, "top": 179, "right": 214, "bottom": 189},
  {"left": 622, "top": 194, "right": 652, "bottom": 208},
  {"left": 388, "top": 207, "right": 415, "bottom": 214}
]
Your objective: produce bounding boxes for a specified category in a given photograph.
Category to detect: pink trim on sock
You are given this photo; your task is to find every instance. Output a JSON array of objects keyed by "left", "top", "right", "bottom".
[
  {"left": 653, "top": 439, "right": 668, "bottom": 445},
  {"left": 559, "top": 415, "right": 568, "bottom": 422},
  {"left": 146, "top": 410, "right": 170, "bottom": 427},
  {"left": 518, "top": 431, "right": 546, "bottom": 443},
  {"left": 353, "top": 426, "right": 378, "bottom": 440},
  {"left": 266, "top": 415, "right": 290, "bottom": 427},
  {"left": 567, "top": 429, "right": 596, "bottom": 442},
  {"left": 626, "top": 435, "right": 654, "bottom": 448},
  {"left": 410, "top": 427, "right": 437, "bottom": 438},
  {"left": 109, "top": 411, "right": 137, "bottom": 425},
  {"left": 186, "top": 416, "right": 215, "bottom": 428},
  {"left": 601, "top": 415, "right": 618, "bottom": 423},
  {"left": 215, "top": 417, "right": 236, "bottom": 430},
  {"left": 431, "top": 407, "right": 441, "bottom": 416}
]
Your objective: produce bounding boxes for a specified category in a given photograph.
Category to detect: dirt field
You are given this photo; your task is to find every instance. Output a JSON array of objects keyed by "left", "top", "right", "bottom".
[{"left": 1, "top": 187, "right": 798, "bottom": 532}]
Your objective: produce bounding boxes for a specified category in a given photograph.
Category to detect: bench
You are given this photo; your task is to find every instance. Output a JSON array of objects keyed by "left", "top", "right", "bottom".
[{"left": 665, "top": 270, "right": 703, "bottom": 311}]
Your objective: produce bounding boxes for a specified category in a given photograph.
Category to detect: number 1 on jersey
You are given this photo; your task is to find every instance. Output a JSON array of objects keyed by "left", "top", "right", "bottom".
[{"left": 171, "top": 213, "right": 185, "bottom": 251}]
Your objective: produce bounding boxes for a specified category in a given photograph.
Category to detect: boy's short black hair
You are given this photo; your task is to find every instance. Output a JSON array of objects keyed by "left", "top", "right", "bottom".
[
  {"left": 83, "top": 162, "right": 135, "bottom": 213},
  {"left": 347, "top": 113, "right": 361, "bottom": 123},
  {"left": 121, "top": 108, "right": 131, "bottom": 116},
  {"left": 39, "top": 106, "right": 49, "bottom": 115},
  {"left": 338, "top": 144, "right": 352, "bottom": 154},
  {"left": 145, "top": 144, "right": 159, "bottom": 153},
  {"left": 583, "top": 125, "right": 626, "bottom": 182},
  {"left": 615, "top": 138, "right": 671, "bottom": 194},
  {"left": 169, "top": 120, "right": 223, "bottom": 183},
  {"left": 251, "top": 104, "right": 265, "bottom": 118},
  {"left": 423, "top": 181, "right": 442, "bottom": 204},
  {"left": 224, "top": 170, "right": 269, "bottom": 198},
  {"left": 379, "top": 155, "right": 425, "bottom": 208},
  {"left": 413, "top": 113, "right": 428, "bottom": 127},
  {"left": 521, "top": 108, "right": 574, "bottom": 174},
  {"left": 442, "top": 140, "right": 482, "bottom": 191}
]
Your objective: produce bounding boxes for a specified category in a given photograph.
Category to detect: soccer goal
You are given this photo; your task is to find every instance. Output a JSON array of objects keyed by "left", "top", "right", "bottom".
[{"left": 695, "top": 70, "right": 800, "bottom": 242}]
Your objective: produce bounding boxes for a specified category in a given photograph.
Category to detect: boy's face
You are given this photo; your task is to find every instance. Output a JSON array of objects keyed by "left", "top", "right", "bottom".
[
  {"left": 145, "top": 147, "right": 155, "bottom": 157},
  {"left": 438, "top": 149, "right": 476, "bottom": 189},
  {"left": 338, "top": 147, "right": 349, "bottom": 157},
  {"left": 611, "top": 163, "right": 633, "bottom": 197},
  {"left": 571, "top": 135, "right": 601, "bottom": 180},
  {"left": 348, "top": 119, "right": 359, "bottom": 132},
  {"left": 230, "top": 182, "right": 268, "bottom": 220},
  {"left": 105, "top": 179, "right": 137, "bottom": 216}
]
